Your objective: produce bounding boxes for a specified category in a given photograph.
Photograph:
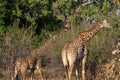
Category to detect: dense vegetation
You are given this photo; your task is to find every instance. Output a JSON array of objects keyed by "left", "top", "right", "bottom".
[{"left": 0, "top": 0, "right": 120, "bottom": 79}]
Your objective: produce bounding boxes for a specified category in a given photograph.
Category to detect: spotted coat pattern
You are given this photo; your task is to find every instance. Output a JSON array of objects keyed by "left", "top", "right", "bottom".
[{"left": 61, "top": 19, "right": 112, "bottom": 80}]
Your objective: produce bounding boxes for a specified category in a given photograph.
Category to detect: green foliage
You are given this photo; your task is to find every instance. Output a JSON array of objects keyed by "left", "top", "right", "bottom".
[
  {"left": 52, "top": 0, "right": 75, "bottom": 20},
  {"left": 0, "top": 0, "right": 116, "bottom": 30},
  {"left": 89, "top": 6, "right": 99, "bottom": 18},
  {"left": 102, "top": 0, "right": 111, "bottom": 14},
  {"left": 0, "top": 1, "right": 7, "bottom": 25},
  {"left": 81, "top": 6, "right": 99, "bottom": 18},
  {"left": 81, "top": 6, "right": 88, "bottom": 18}
]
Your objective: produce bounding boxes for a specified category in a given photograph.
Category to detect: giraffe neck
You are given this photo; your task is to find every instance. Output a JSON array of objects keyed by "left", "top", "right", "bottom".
[
  {"left": 31, "top": 40, "right": 50, "bottom": 57},
  {"left": 79, "top": 22, "right": 102, "bottom": 42}
]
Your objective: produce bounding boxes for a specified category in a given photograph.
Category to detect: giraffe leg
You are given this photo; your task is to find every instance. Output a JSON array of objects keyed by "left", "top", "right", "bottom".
[
  {"left": 30, "top": 70, "right": 34, "bottom": 80},
  {"left": 36, "top": 60, "right": 44, "bottom": 80},
  {"left": 64, "top": 65, "right": 69, "bottom": 80},
  {"left": 21, "top": 72, "right": 26, "bottom": 80},
  {"left": 30, "top": 73, "right": 33, "bottom": 80},
  {"left": 12, "top": 73, "right": 16, "bottom": 80},
  {"left": 12, "top": 66, "right": 19, "bottom": 80},
  {"left": 68, "top": 64, "right": 74, "bottom": 80},
  {"left": 82, "top": 47, "right": 87, "bottom": 80},
  {"left": 20, "top": 64, "right": 28, "bottom": 80},
  {"left": 12, "top": 73, "right": 18, "bottom": 80},
  {"left": 38, "top": 68, "right": 44, "bottom": 80},
  {"left": 76, "top": 64, "right": 80, "bottom": 80}
]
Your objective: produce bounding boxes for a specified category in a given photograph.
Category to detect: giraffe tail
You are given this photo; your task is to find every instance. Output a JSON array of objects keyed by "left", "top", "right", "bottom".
[
  {"left": 62, "top": 50, "right": 69, "bottom": 79},
  {"left": 62, "top": 50, "right": 69, "bottom": 69}
]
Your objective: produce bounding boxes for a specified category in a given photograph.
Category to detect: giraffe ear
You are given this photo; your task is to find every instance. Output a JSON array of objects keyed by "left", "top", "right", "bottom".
[
  {"left": 101, "top": 19, "right": 112, "bottom": 28},
  {"left": 103, "top": 19, "right": 107, "bottom": 23},
  {"left": 101, "top": 19, "right": 107, "bottom": 23}
]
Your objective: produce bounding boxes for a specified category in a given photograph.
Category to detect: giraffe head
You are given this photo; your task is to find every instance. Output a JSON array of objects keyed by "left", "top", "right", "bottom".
[
  {"left": 28, "top": 59, "right": 34, "bottom": 69},
  {"left": 26, "top": 56, "right": 34, "bottom": 69},
  {"left": 100, "top": 19, "right": 112, "bottom": 28}
]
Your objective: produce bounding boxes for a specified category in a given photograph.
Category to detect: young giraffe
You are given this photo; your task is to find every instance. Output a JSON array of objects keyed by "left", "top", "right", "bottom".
[
  {"left": 61, "top": 19, "right": 112, "bottom": 80},
  {"left": 12, "top": 55, "right": 44, "bottom": 80},
  {"left": 12, "top": 39, "right": 51, "bottom": 80}
]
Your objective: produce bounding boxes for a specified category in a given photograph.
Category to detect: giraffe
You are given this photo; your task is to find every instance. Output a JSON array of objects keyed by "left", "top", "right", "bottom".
[
  {"left": 61, "top": 19, "right": 112, "bottom": 80},
  {"left": 12, "top": 55, "right": 44, "bottom": 80},
  {"left": 12, "top": 39, "right": 51, "bottom": 80}
]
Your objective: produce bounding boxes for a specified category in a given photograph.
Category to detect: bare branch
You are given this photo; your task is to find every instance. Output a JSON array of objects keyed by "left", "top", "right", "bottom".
[
  {"left": 81, "top": 0, "right": 100, "bottom": 6},
  {"left": 81, "top": 0, "right": 94, "bottom": 6},
  {"left": 94, "top": 0, "right": 100, "bottom": 5}
]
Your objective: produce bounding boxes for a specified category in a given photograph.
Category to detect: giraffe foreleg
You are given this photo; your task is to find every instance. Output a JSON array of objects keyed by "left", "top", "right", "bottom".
[
  {"left": 82, "top": 47, "right": 87, "bottom": 80},
  {"left": 20, "top": 62, "right": 28, "bottom": 80},
  {"left": 29, "top": 68, "right": 35, "bottom": 80},
  {"left": 21, "top": 70, "right": 27, "bottom": 80},
  {"left": 30, "top": 72, "right": 34, "bottom": 80},
  {"left": 38, "top": 68, "right": 44, "bottom": 80},
  {"left": 36, "top": 59, "right": 44, "bottom": 80},
  {"left": 12, "top": 72, "right": 18, "bottom": 80},
  {"left": 12, "top": 65, "right": 19, "bottom": 80}
]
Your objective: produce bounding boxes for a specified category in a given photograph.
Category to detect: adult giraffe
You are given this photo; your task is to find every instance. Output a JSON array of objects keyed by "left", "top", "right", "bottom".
[{"left": 61, "top": 19, "right": 112, "bottom": 80}]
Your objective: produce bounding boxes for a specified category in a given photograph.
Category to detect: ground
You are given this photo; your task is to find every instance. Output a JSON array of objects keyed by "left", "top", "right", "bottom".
[{"left": 0, "top": 50, "right": 120, "bottom": 80}]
